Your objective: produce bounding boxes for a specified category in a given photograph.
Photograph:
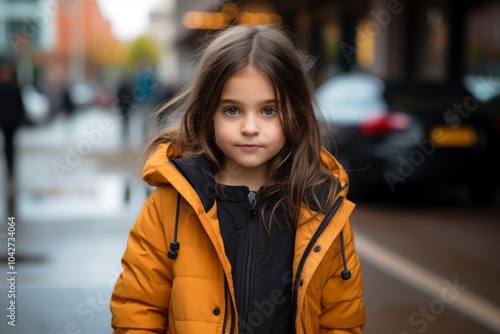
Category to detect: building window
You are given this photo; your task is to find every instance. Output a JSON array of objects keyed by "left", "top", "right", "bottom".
[
  {"left": 466, "top": 2, "right": 500, "bottom": 76},
  {"left": 6, "top": 19, "right": 40, "bottom": 52},
  {"left": 422, "top": 6, "right": 448, "bottom": 81},
  {"left": 355, "top": 15, "right": 376, "bottom": 69}
]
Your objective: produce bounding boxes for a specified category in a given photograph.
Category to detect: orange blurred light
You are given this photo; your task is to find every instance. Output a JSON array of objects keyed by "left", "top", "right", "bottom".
[
  {"left": 238, "top": 12, "right": 282, "bottom": 26},
  {"left": 212, "top": 13, "right": 227, "bottom": 29},
  {"left": 184, "top": 10, "right": 280, "bottom": 30},
  {"left": 269, "top": 13, "right": 282, "bottom": 24},
  {"left": 257, "top": 13, "right": 271, "bottom": 24},
  {"left": 182, "top": 11, "right": 204, "bottom": 29},
  {"left": 183, "top": 11, "right": 230, "bottom": 30},
  {"left": 202, "top": 13, "right": 215, "bottom": 29},
  {"left": 239, "top": 13, "right": 257, "bottom": 25}
]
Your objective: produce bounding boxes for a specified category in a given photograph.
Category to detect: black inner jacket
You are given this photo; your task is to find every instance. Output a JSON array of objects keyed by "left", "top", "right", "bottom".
[{"left": 171, "top": 155, "right": 295, "bottom": 334}]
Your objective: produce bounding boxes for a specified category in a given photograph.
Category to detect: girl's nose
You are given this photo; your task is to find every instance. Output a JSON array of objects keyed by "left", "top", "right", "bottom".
[{"left": 241, "top": 114, "right": 260, "bottom": 136}]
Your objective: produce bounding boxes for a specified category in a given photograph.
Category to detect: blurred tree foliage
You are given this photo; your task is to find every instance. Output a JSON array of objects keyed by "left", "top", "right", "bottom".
[{"left": 125, "top": 35, "right": 160, "bottom": 72}]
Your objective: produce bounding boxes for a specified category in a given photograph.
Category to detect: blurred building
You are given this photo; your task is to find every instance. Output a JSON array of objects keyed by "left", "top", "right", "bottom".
[
  {"left": 281, "top": 0, "right": 500, "bottom": 83},
  {"left": 467, "top": 3, "right": 500, "bottom": 75},
  {"left": 146, "top": 0, "right": 178, "bottom": 86},
  {"left": 52, "top": 0, "right": 121, "bottom": 83},
  {"left": 0, "top": 0, "right": 56, "bottom": 84},
  {"left": 0, "top": 0, "right": 54, "bottom": 53},
  {"left": 1, "top": 0, "right": 129, "bottom": 120},
  {"left": 0, "top": 0, "right": 123, "bottom": 90},
  {"left": 170, "top": 0, "right": 500, "bottom": 86}
]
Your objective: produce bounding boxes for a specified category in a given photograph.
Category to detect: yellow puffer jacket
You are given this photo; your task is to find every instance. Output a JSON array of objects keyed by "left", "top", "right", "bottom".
[{"left": 110, "top": 143, "right": 365, "bottom": 333}]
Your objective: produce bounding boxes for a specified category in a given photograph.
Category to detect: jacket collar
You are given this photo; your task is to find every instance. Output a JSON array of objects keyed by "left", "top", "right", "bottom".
[
  {"left": 143, "top": 142, "right": 351, "bottom": 194},
  {"left": 170, "top": 155, "right": 217, "bottom": 212}
]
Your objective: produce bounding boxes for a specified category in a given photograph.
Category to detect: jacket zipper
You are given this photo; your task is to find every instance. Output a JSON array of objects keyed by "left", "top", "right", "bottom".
[
  {"left": 223, "top": 191, "right": 257, "bottom": 334},
  {"left": 240, "top": 190, "right": 257, "bottom": 330},
  {"left": 291, "top": 195, "right": 344, "bottom": 333}
]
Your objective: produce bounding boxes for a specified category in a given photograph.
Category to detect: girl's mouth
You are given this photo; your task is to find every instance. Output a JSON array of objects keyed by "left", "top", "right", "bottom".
[{"left": 237, "top": 145, "right": 262, "bottom": 151}]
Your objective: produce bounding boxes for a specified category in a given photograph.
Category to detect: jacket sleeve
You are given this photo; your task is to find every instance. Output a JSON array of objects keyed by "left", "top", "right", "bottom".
[
  {"left": 110, "top": 188, "right": 174, "bottom": 333},
  {"left": 319, "top": 220, "right": 366, "bottom": 333}
]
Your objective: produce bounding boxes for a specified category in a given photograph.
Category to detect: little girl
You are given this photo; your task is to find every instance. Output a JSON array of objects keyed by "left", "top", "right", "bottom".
[{"left": 111, "top": 24, "right": 365, "bottom": 334}]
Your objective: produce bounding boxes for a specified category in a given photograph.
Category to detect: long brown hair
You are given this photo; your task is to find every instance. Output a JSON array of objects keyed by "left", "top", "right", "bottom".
[{"left": 144, "top": 24, "right": 339, "bottom": 230}]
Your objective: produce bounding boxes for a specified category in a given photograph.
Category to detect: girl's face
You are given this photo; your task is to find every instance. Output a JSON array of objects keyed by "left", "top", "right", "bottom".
[{"left": 213, "top": 66, "right": 286, "bottom": 187}]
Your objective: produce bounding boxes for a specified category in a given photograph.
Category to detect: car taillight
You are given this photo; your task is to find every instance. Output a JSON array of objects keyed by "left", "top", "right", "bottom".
[{"left": 360, "top": 112, "right": 411, "bottom": 135}]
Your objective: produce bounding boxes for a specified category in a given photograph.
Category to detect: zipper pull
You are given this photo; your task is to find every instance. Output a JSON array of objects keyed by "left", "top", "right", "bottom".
[
  {"left": 248, "top": 191, "right": 257, "bottom": 216},
  {"left": 248, "top": 191, "right": 257, "bottom": 207}
]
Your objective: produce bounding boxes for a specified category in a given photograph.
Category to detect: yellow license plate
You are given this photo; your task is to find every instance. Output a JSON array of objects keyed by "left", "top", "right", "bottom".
[{"left": 430, "top": 125, "right": 477, "bottom": 147}]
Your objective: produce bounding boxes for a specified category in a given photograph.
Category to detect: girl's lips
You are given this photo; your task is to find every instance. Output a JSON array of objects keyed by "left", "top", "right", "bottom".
[{"left": 237, "top": 145, "right": 262, "bottom": 151}]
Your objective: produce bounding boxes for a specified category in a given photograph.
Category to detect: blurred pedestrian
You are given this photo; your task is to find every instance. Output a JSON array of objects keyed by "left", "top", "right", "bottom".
[
  {"left": 110, "top": 25, "right": 365, "bottom": 334},
  {"left": 61, "top": 82, "right": 76, "bottom": 117},
  {"left": 116, "top": 77, "right": 133, "bottom": 143},
  {"left": 0, "top": 59, "right": 26, "bottom": 214}
]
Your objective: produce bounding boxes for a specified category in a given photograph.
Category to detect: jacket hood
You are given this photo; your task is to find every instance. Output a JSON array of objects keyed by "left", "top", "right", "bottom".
[
  {"left": 143, "top": 142, "right": 351, "bottom": 197},
  {"left": 142, "top": 142, "right": 180, "bottom": 187}
]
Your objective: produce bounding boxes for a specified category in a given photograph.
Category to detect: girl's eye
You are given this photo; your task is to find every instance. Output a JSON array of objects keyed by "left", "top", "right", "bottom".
[
  {"left": 223, "top": 108, "right": 240, "bottom": 116},
  {"left": 261, "top": 108, "right": 277, "bottom": 117}
]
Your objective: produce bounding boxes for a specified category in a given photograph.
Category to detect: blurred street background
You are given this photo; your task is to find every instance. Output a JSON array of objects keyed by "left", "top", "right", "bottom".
[{"left": 0, "top": 0, "right": 499, "bottom": 333}]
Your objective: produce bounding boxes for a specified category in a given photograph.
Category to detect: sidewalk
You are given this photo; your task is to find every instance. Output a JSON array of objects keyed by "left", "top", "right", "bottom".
[
  {"left": 7, "top": 106, "right": 150, "bottom": 222},
  {"left": 0, "top": 106, "right": 153, "bottom": 333}
]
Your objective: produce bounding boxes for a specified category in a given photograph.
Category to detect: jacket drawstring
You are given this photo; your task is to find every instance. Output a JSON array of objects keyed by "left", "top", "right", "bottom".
[
  {"left": 167, "top": 192, "right": 351, "bottom": 282},
  {"left": 340, "top": 230, "right": 351, "bottom": 280},
  {"left": 168, "top": 193, "right": 181, "bottom": 260}
]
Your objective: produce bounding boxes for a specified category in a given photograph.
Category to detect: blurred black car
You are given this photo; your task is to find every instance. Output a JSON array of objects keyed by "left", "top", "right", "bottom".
[{"left": 315, "top": 71, "right": 500, "bottom": 204}]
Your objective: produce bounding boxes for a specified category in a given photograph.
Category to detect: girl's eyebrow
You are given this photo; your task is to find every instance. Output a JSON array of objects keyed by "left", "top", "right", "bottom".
[{"left": 219, "top": 98, "right": 280, "bottom": 105}]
